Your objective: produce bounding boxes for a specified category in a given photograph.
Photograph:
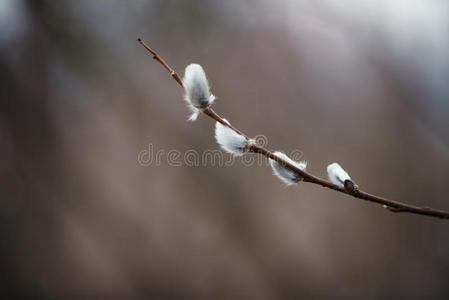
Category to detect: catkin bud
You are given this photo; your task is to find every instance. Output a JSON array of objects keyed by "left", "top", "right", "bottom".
[
  {"left": 183, "top": 64, "right": 216, "bottom": 121},
  {"left": 269, "top": 151, "right": 307, "bottom": 185},
  {"left": 215, "top": 120, "right": 251, "bottom": 156},
  {"left": 327, "top": 162, "right": 351, "bottom": 188}
]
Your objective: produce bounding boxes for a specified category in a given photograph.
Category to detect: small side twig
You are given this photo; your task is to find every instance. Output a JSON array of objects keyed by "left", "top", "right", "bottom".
[{"left": 137, "top": 38, "right": 449, "bottom": 220}]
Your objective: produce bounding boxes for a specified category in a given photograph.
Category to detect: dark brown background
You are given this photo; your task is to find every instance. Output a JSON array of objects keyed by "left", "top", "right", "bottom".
[{"left": 1, "top": 0, "right": 449, "bottom": 299}]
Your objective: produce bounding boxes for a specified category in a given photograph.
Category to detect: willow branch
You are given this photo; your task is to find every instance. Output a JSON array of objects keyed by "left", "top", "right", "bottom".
[{"left": 137, "top": 38, "right": 449, "bottom": 220}]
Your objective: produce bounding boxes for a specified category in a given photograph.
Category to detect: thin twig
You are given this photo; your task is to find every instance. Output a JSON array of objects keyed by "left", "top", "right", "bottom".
[
  {"left": 138, "top": 38, "right": 449, "bottom": 220},
  {"left": 137, "top": 38, "right": 184, "bottom": 86}
]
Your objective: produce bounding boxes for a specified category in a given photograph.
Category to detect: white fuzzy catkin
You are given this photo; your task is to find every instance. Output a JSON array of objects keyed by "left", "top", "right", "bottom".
[
  {"left": 269, "top": 151, "right": 307, "bottom": 185},
  {"left": 183, "top": 64, "right": 216, "bottom": 121},
  {"left": 215, "top": 120, "right": 249, "bottom": 156},
  {"left": 327, "top": 162, "right": 351, "bottom": 188}
]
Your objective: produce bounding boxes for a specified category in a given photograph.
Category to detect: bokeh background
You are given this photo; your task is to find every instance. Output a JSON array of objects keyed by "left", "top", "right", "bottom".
[{"left": 1, "top": 0, "right": 449, "bottom": 299}]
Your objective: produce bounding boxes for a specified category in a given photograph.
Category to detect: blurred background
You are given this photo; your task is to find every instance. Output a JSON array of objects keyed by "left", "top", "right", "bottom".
[{"left": 1, "top": 0, "right": 449, "bottom": 299}]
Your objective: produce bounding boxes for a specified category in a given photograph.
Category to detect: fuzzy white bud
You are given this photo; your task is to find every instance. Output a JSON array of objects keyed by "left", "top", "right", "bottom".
[
  {"left": 269, "top": 151, "right": 307, "bottom": 185},
  {"left": 183, "top": 64, "right": 216, "bottom": 121},
  {"left": 327, "top": 162, "right": 351, "bottom": 188},
  {"left": 215, "top": 120, "right": 250, "bottom": 156}
]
